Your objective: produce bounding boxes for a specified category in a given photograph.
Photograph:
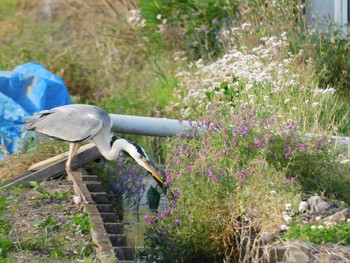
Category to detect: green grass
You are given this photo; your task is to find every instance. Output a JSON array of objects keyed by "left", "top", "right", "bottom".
[
  {"left": 285, "top": 221, "right": 350, "bottom": 246},
  {"left": 0, "top": 0, "right": 19, "bottom": 20}
]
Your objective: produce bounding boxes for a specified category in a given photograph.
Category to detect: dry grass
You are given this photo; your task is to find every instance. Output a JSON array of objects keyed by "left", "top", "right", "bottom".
[{"left": 0, "top": 140, "right": 67, "bottom": 184}]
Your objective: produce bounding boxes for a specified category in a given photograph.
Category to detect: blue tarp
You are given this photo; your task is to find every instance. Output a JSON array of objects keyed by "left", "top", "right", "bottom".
[{"left": 0, "top": 62, "right": 72, "bottom": 159}]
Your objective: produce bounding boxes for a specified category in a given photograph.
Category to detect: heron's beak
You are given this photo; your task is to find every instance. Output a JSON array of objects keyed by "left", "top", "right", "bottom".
[{"left": 143, "top": 160, "right": 164, "bottom": 186}]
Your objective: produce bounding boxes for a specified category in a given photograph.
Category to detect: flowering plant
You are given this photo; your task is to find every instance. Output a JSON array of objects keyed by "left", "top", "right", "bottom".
[{"left": 144, "top": 104, "right": 303, "bottom": 261}]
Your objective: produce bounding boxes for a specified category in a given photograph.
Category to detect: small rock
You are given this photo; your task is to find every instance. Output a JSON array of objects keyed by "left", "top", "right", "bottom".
[
  {"left": 259, "top": 232, "right": 275, "bottom": 245},
  {"left": 307, "top": 196, "right": 339, "bottom": 216},
  {"left": 324, "top": 208, "right": 350, "bottom": 223},
  {"left": 285, "top": 247, "right": 309, "bottom": 263}
]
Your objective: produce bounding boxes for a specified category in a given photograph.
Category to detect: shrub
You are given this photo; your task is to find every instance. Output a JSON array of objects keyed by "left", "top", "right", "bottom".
[
  {"left": 144, "top": 101, "right": 349, "bottom": 261},
  {"left": 138, "top": 0, "right": 239, "bottom": 59},
  {"left": 313, "top": 28, "right": 350, "bottom": 96},
  {"left": 144, "top": 104, "right": 302, "bottom": 262}
]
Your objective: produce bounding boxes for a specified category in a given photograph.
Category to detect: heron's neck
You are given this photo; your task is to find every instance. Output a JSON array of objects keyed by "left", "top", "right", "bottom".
[{"left": 99, "top": 138, "right": 130, "bottom": 161}]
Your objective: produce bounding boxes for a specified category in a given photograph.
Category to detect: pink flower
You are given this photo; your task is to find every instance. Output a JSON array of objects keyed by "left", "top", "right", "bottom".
[
  {"left": 296, "top": 143, "right": 307, "bottom": 152},
  {"left": 144, "top": 215, "right": 156, "bottom": 224},
  {"left": 284, "top": 145, "right": 292, "bottom": 158},
  {"left": 253, "top": 137, "right": 261, "bottom": 148},
  {"left": 186, "top": 166, "right": 194, "bottom": 173}
]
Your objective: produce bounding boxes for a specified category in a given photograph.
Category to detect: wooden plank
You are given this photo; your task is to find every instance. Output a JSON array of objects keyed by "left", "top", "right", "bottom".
[
  {"left": 29, "top": 143, "right": 96, "bottom": 171},
  {"left": 4, "top": 146, "right": 101, "bottom": 187}
]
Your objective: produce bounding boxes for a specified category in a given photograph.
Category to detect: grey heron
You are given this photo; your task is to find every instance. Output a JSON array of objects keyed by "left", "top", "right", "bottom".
[{"left": 22, "top": 104, "right": 165, "bottom": 187}]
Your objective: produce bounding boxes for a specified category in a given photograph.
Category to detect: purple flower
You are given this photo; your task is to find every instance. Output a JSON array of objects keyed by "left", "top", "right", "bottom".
[
  {"left": 145, "top": 215, "right": 156, "bottom": 224},
  {"left": 212, "top": 19, "right": 220, "bottom": 25},
  {"left": 268, "top": 116, "right": 275, "bottom": 126},
  {"left": 186, "top": 165, "right": 194, "bottom": 173},
  {"left": 287, "top": 121, "right": 297, "bottom": 132},
  {"left": 316, "top": 137, "right": 326, "bottom": 148},
  {"left": 284, "top": 177, "right": 296, "bottom": 185},
  {"left": 232, "top": 129, "right": 239, "bottom": 136},
  {"left": 253, "top": 137, "right": 261, "bottom": 148},
  {"left": 284, "top": 145, "right": 292, "bottom": 158},
  {"left": 207, "top": 166, "right": 220, "bottom": 183},
  {"left": 296, "top": 143, "right": 307, "bottom": 152},
  {"left": 237, "top": 169, "right": 248, "bottom": 178},
  {"left": 166, "top": 173, "right": 174, "bottom": 184},
  {"left": 239, "top": 125, "right": 249, "bottom": 137},
  {"left": 172, "top": 189, "right": 181, "bottom": 199},
  {"left": 157, "top": 210, "right": 171, "bottom": 219}
]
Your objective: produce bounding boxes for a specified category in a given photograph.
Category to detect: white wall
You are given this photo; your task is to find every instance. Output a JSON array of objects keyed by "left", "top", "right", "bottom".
[{"left": 306, "top": 0, "right": 348, "bottom": 32}]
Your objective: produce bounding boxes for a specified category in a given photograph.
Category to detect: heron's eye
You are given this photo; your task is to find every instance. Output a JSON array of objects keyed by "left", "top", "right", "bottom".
[{"left": 139, "top": 155, "right": 147, "bottom": 161}]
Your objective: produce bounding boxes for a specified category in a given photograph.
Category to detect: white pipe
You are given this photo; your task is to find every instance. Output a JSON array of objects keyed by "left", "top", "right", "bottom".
[{"left": 109, "top": 114, "right": 205, "bottom": 138}]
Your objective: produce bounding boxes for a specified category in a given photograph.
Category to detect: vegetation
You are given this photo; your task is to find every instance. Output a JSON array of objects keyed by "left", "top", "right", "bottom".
[
  {"left": 0, "top": 0, "right": 349, "bottom": 261},
  {"left": 0, "top": 183, "right": 96, "bottom": 261},
  {"left": 285, "top": 220, "right": 350, "bottom": 246}
]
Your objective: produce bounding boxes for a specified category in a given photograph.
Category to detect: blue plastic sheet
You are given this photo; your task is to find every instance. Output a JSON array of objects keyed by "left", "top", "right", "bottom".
[{"left": 0, "top": 62, "right": 72, "bottom": 159}]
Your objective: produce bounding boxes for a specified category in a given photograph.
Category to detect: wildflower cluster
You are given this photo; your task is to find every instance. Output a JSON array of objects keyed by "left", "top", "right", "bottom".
[
  {"left": 166, "top": 25, "right": 345, "bottom": 134},
  {"left": 171, "top": 30, "right": 299, "bottom": 116},
  {"left": 144, "top": 105, "right": 302, "bottom": 262},
  {"left": 127, "top": 9, "right": 146, "bottom": 28}
]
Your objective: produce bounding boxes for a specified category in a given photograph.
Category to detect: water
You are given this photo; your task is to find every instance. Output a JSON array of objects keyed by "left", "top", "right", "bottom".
[{"left": 122, "top": 177, "right": 167, "bottom": 249}]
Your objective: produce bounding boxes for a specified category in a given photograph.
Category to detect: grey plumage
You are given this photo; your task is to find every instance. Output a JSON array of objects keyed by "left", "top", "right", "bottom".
[{"left": 23, "top": 104, "right": 164, "bottom": 187}]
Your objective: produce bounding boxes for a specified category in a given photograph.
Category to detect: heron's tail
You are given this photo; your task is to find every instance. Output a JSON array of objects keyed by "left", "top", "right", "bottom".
[{"left": 22, "top": 111, "right": 52, "bottom": 131}]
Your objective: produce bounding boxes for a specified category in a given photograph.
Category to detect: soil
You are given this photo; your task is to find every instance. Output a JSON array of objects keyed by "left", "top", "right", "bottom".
[{"left": 1, "top": 179, "right": 98, "bottom": 262}]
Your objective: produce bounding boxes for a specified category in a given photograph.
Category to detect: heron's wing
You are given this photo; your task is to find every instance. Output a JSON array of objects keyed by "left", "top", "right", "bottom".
[{"left": 23, "top": 106, "right": 104, "bottom": 142}]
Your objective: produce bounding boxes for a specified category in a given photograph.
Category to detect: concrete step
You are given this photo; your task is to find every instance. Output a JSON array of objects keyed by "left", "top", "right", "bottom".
[
  {"left": 101, "top": 212, "right": 121, "bottom": 223},
  {"left": 96, "top": 204, "right": 113, "bottom": 213},
  {"left": 114, "top": 246, "right": 135, "bottom": 261},
  {"left": 90, "top": 192, "right": 109, "bottom": 204},
  {"left": 81, "top": 174, "right": 99, "bottom": 181},
  {"left": 104, "top": 222, "right": 124, "bottom": 234},
  {"left": 86, "top": 181, "right": 104, "bottom": 192},
  {"left": 109, "top": 234, "right": 127, "bottom": 246}
]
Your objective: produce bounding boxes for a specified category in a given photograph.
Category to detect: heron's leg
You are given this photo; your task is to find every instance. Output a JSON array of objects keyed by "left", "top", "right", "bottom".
[
  {"left": 66, "top": 143, "right": 86, "bottom": 205},
  {"left": 66, "top": 143, "right": 80, "bottom": 173}
]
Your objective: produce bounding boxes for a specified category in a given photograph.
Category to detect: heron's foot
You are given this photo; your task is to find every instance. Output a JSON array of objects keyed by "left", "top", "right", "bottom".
[
  {"left": 72, "top": 195, "right": 89, "bottom": 205},
  {"left": 73, "top": 195, "right": 82, "bottom": 204}
]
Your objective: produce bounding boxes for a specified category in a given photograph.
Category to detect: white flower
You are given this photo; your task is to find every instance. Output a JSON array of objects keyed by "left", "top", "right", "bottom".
[
  {"left": 156, "top": 14, "right": 162, "bottom": 20},
  {"left": 347, "top": 218, "right": 350, "bottom": 223},
  {"left": 315, "top": 216, "right": 322, "bottom": 221},
  {"left": 281, "top": 224, "right": 290, "bottom": 231},
  {"left": 284, "top": 215, "right": 292, "bottom": 223},
  {"left": 285, "top": 203, "right": 292, "bottom": 211},
  {"left": 311, "top": 225, "right": 317, "bottom": 230},
  {"left": 313, "top": 87, "right": 336, "bottom": 95},
  {"left": 318, "top": 225, "right": 324, "bottom": 230},
  {"left": 270, "top": 190, "right": 276, "bottom": 195},
  {"left": 312, "top": 102, "right": 319, "bottom": 108}
]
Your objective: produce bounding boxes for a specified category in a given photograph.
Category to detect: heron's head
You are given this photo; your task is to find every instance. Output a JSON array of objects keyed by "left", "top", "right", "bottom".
[{"left": 113, "top": 137, "right": 165, "bottom": 190}]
